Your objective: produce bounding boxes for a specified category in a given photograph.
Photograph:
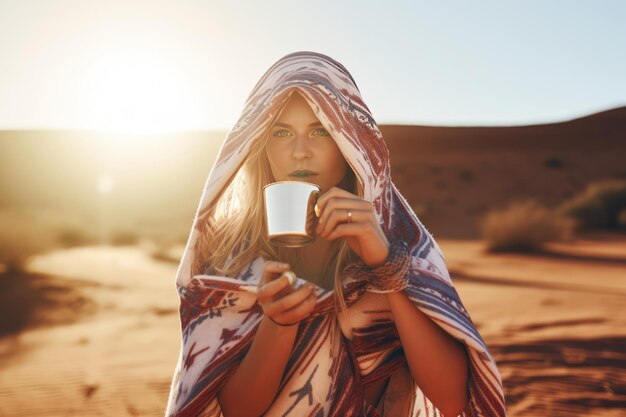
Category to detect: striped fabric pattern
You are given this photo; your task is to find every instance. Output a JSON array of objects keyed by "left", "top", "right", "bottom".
[{"left": 165, "top": 51, "right": 507, "bottom": 417}]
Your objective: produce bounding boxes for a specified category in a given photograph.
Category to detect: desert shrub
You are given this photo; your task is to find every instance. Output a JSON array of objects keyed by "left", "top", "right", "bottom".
[
  {"left": 556, "top": 179, "right": 626, "bottom": 231},
  {"left": 56, "top": 226, "right": 98, "bottom": 248},
  {"left": 0, "top": 270, "right": 96, "bottom": 336},
  {"left": 544, "top": 156, "right": 564, "bottom": 169},
  {"left": 457, "top": 169, "right": 474, "bottom": 181},
  {"left": 110, "top": 229, "right": 140, "bottom": 246},
  {"left": 150, "top": 244, "right": 184, "bottom": 264},
  {"left": 481, "top": 199, "right": 575, "bottom": 252},
  {"left": 0, "top": 209, "right": 58, "bottom": 273}
]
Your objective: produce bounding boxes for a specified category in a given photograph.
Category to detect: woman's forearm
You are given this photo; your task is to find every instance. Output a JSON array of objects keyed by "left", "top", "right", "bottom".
[
  {"left": 217, "top": 317, "right": 299, "bottom": 417},
  {"left": 387, "top": 290, "right": 470, "bottom": 417}
]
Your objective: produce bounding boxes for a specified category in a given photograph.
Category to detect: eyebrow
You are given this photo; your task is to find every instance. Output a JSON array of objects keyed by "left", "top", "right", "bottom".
[{"left": 272, "top": 122, "right": 323, "bottom": 128}]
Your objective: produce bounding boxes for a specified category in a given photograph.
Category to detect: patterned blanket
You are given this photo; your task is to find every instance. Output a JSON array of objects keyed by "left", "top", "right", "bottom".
[{"left": 165, "top": 51, "right": 507, "bottom": 417}]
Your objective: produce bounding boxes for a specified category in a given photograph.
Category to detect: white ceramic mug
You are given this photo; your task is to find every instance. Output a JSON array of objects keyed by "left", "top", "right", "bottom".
[{"left": 263, "top": 181, "right": 320, "bottom": 247}]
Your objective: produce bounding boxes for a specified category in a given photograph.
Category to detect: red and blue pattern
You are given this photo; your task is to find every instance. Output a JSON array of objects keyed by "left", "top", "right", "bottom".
[{"left": 165, "top": 51, "right": 507, "bottom": 417}]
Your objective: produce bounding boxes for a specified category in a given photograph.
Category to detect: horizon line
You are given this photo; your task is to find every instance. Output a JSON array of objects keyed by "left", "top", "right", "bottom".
[{"left": 0, "top": 103, "right": 623, "bottom": 135}]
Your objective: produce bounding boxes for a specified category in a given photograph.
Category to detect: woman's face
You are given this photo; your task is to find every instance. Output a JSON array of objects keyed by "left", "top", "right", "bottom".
[{"left": 265, "top": 92, "right": 349, "bottom": 194}]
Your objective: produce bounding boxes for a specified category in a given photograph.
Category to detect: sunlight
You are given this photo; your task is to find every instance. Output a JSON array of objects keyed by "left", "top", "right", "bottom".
[
  {"left": 82, "top": 47, "right": 199, "bottom": 134},
  {"left": 97, "top": 174, "right": 115, "bottom": 194}
]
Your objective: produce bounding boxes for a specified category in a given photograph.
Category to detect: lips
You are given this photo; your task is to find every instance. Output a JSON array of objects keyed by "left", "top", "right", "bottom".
[{"left": 289, "top": 170, "right": 319, "bottom": 177}]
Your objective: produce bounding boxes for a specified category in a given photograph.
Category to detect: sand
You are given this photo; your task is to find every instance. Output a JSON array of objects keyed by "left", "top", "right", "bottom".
[{"left": 0, "top": 234, "right": 625, "bottom": 416}]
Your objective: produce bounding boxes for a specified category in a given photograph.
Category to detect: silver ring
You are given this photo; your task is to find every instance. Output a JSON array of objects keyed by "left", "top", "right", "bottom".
[
  {"left": 347, "top": 210, "right": 352, "bottom": 224},
  {"left": 283, "top": 270, "right": 296, "bottom": 286}
]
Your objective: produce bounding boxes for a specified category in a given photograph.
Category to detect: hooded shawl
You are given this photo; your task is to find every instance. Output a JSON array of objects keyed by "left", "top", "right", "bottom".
[{"left": 165, "top": 51, "right": 507, "bottom": 417}]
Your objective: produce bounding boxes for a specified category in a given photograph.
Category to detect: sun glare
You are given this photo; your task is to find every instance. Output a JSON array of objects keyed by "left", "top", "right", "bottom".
[
  {"left": 97, "top": 174, "right": 115, "bottom": 194},
  {"left": 83, "top": 48, "right": 197, "bottom": 134}
]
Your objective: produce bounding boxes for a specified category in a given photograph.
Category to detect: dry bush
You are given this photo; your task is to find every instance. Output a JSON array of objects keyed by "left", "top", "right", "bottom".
[
  {"left": 150, "top": 244, "right": 184, "bottom": 264},
  {"left": 0, "top": 270, "right": 97, "bottom": 336},
  {"left": 0, "top": 209, "right": 59, "bottom": 273},
  {"left": 543, "top": 155, "right": 564, "bottom": 169},
  {"left": 56, "top": 225, "right": 98, "bottom": 248},
  {"left": 557, "top": 179, "right": 626, "bottom": 231},
  {"left": 0, "top": 208, "right": 98, "bottom": 272},
  {"left": 110, "top": 229, "right": 141, "bottom": 246},
  {"left": 481, "top": 199, "right": 575, "bottom": 252},
  {"left": 0, "top": 208, "right": 99, "bottom": 335}
]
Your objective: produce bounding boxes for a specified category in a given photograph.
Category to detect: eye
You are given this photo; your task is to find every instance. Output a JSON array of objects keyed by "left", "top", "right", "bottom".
[
  {"left": 313, "top": 127, "right": 330, "bottom": 136},
  {"left": 272, "top": 129, "right": 291, "bottom": 138}
]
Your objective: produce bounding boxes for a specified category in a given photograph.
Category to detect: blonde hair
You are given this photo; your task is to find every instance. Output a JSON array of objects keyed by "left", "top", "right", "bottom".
[{"left": 191, "top": 128, "right": 360, "bottom": 313}]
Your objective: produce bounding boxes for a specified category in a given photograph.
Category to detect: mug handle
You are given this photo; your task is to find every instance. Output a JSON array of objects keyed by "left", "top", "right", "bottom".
[{"left": 305, "top": 190, "right": 320, "bottom": 237}]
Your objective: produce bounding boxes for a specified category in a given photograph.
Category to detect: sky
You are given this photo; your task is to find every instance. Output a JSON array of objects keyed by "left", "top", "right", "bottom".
[{"left": 0, "top": 0, "right": 624, "bottom": 133}]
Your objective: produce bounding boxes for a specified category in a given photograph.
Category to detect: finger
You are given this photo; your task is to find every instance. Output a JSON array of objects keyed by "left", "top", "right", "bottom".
[
  {"left": 316, "top": 187, "right": 366, "bottom": 216},
  {"left": 264, "top": 283, "right": 315, "bottom": 317},
  {"left": 319, "top": 209, "right": 372, "bottom": 237},
  {"left": 271, "top": 291, "right": 318, "bottom": 323},
  {"left": 317, "top": 198, "right": 371, "bottom": 232},
  {"left": 260, "top": 261, "right": 291, "bottom": 286},
  {"left": 273, "top": 277, "right": 311, "bottom": 301},
  {"left": 325, "top": 222, "right": 370, "bottom": 241},
  {"left": 258, "top": 271, "right": 296, "bottom": 302}
]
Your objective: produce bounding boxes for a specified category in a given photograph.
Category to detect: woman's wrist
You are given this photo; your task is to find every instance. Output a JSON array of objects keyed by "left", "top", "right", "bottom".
[
  {"left": 345, "top": 239, "right": 411, "bottom": 293},
  {"left": 365, "top": 247, "right": 390, "bottom": 268},
  {"left": 263, "top": 315, "right": 300, "bottom": 332},
  {"left": 267, "top": 316, "right": 299, "bottom": 327}
]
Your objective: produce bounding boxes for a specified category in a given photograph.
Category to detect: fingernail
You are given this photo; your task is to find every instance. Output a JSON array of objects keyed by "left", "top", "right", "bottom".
[{"left": 284, "top": 271, "right": 296, "bottom": 286}]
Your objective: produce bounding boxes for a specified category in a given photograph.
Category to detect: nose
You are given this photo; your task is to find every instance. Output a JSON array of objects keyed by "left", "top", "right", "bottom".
[{"left": 291, "top": 134, "right": 312, "bottom": 160}]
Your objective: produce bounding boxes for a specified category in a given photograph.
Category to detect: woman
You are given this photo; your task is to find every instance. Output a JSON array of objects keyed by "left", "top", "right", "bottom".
[{"left": 165, "top": 51, "right": 507, "bottom": 417}]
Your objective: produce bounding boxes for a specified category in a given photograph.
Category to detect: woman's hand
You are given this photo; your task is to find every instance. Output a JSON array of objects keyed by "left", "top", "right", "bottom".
[
  {"left": 256, "top": 261, "right": 317, "bottom": 326},
  {"left": 315, "top": 187, "right": 390, "bottom": 267}
]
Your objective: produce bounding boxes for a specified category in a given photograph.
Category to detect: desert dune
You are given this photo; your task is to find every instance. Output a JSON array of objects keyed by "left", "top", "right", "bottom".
[
  {"left": 1, "top": 107, "right": 625, "bottom": 416},
  {"left": 0, "top": 232, "right": 624, "bottom": 416}
]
